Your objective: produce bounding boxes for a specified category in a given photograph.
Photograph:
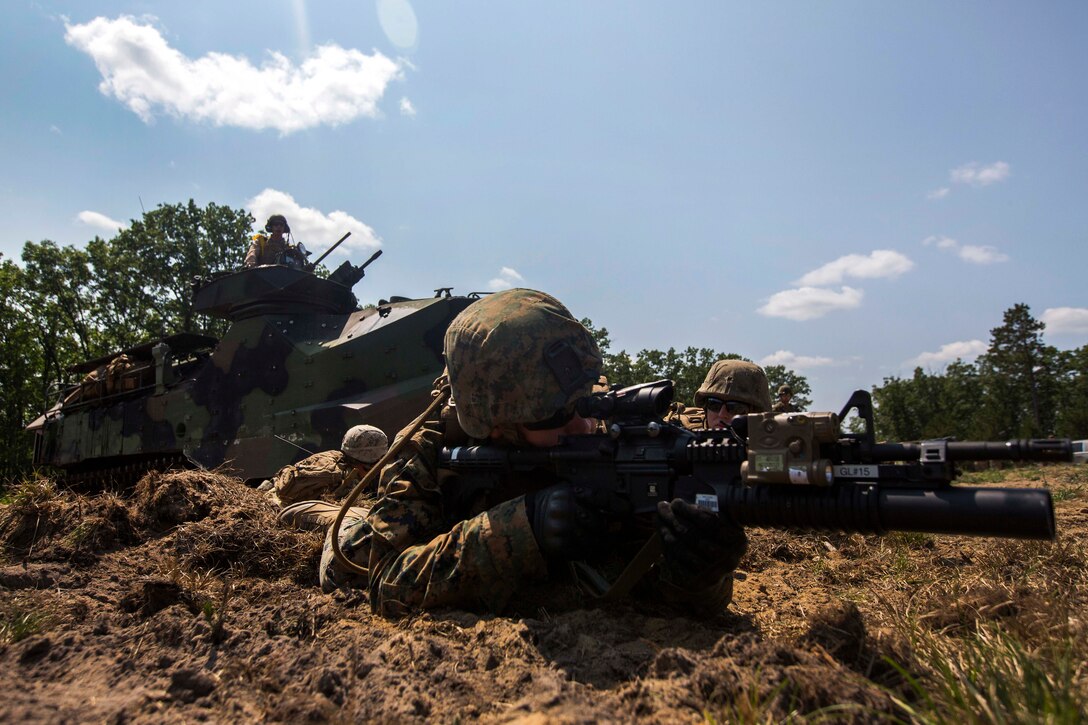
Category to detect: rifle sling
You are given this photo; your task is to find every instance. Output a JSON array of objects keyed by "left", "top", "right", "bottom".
[{"left": 571, "top": 532, "right": 663, "bottom": 602}]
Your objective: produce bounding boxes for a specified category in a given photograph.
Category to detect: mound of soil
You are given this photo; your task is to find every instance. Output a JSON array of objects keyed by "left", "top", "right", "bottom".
[{"left": 0, "top": 467, "right": 1083, "bottom": 722}]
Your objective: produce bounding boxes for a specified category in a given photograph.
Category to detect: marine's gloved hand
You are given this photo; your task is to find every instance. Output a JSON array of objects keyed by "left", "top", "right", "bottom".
[
  {"left": 524, "top": 484, "right": 609, "bottom": 560},
  {"left": 656, "top": 499, "right": 747, "bottom": 589}
]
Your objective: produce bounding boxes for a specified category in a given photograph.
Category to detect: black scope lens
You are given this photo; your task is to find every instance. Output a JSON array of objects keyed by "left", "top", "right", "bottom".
[{"left": 575, "top": 379, "right": 674, "bottom": 420}]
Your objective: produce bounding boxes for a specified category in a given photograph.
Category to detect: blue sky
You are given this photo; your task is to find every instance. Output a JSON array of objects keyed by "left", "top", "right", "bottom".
[{"left": 3, "top": 1, "right": 1086, "bottom": 411}]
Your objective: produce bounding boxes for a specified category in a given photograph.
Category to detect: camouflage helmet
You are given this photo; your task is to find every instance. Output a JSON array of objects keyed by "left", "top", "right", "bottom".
[
  {"left": 444, "top": 288, "right": 603, "bottom": 440},
  {"left": 694, "top": 360, "right": 772, "bottom": 412},
  {"left": 340, "top": 424, "right": 388, "bottom": 464},
  {"left": 777, "top": 384, "right": 792, "bottom": 396},
  {"left": 265, "top": 214, "right": 290, "bottom": 233}
]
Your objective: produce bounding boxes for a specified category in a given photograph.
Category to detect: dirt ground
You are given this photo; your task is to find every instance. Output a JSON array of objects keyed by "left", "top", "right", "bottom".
[{"left": 1, "top": 466, "right": 1084, "bottom": 723}]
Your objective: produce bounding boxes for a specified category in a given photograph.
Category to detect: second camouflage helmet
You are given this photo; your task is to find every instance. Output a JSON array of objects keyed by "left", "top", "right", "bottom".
[
  {"left": 694, "top": 360, "right": 772, "bottom": 412},
  {"left": 340, "top": 424, "right": 388, "bottom": 464},
  {"left": 264, "top": 214, "right": 290, "bottom": 233},
  {"left": 444, "top": 288, "right": 603, "bottom": 439},
  {"left": 778, "top": 384, "right": 792, "bottom": 396}
]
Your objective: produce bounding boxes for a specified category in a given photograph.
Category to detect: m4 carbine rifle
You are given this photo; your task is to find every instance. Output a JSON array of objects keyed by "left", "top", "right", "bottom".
[{"left": 439, "top": 380, "right": 1069, "bottom": 543}]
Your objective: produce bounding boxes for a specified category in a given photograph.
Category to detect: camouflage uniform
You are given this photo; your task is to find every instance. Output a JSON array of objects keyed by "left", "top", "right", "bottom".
[
  {"left": 271, "top": 449, "right": 363, "bottom": 506},
  {"left": 271, "top": 425, "right": 388, "bottom": 506},
  {"left": 320, "top": 288, "right": 738, "bottom": 617},
  {"left": 319, "top": 413, "right": 735, "bottom": 616},
  {"left": 244, "top": 233, "right": 290, "bottom": 267},
  {"left": 771, "top": 384, "right": 800, "bottom": 413},
  {"left": 320, "top": 418, "right": 548, "bottom": 615},
  {"left": 665, "top": 402, "right": 710, "bottom": 430}
]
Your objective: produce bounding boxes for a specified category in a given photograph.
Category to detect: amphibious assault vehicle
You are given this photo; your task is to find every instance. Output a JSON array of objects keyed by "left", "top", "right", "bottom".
[{"left": 27, "top": 254, "right": 480, "bottom": 484}]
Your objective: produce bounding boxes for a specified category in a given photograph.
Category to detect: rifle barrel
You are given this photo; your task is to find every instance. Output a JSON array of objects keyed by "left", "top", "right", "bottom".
[{"left": 865, "top": 438, "right": 1073, "bottom": 463}]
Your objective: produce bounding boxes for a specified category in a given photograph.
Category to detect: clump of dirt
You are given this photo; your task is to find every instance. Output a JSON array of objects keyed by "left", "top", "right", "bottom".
[
  {"left": 168, "top": 489, "right": 321, "bottom": 584},
  {"left": 1, "top": 466, "right": 1085, "bottom": 722},
  {"left": 130, "top": 469, "right": 243, "bottom": 530}
]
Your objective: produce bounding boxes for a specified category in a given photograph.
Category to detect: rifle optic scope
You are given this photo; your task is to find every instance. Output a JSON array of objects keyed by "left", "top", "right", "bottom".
[{"left": 576, "top": 379, "right": 674, "bottom": 421}]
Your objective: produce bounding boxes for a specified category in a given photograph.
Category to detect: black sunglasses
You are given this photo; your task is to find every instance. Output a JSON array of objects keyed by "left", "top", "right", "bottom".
[{"left": 704, "top": 397, "right": 750, "bottom": 415}]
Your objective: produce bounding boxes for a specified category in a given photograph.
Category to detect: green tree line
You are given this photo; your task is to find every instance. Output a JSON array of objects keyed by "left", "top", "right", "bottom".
[
  {"left": 869, "top": 303, "right": 1088, "bottom": 442},
  {"left": 580, "top": 320, "right": 811, "bottom": 409}
]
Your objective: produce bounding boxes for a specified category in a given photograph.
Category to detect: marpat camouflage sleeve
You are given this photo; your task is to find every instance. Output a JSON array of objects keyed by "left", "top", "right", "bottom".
[
  {"left": 273, "top": 449, "right": 347, "bottom": 505},
  {"left": 319, "top": 422, "right": 548, "bottom": 616}
]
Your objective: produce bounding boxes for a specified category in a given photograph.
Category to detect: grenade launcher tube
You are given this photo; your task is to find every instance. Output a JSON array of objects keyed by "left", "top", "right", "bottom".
[{"left": 716, "top": 482, "right": 1055, "bottom": 540}]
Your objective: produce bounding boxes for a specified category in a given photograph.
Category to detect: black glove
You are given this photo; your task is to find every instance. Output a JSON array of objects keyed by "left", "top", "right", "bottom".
[
  {"left": 656, "top": 499, "right": 747, "bottom": 589},
  {"left": 524, "top": 484, "right": 607, "bottom": 560}
]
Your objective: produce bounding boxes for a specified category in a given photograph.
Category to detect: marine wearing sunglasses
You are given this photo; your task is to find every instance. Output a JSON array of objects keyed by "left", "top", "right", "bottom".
[
  {"left": 690, "top": 359, "right": 772, "bottom": 430},
  {"left": 703, "top": 396, "right": 750, "bottom": 428}
]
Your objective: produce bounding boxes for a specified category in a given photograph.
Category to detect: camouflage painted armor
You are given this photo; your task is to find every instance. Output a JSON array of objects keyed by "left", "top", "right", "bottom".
[
  {"left": 28, "top": 262, "right": 477, "bottom": 484},
  {"left": 271, "top": 449, "right": 362, "bottom": 505}
]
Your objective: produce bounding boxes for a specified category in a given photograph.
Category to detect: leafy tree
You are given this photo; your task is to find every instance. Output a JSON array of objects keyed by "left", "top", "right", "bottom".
[
  {"left": 0, "top": 256, "right": 43, "bottom": 478},
  {"left": 96, "top": 200, "right": 254, "bottom": 343},
  {"left": 1054, "top": 345, "right": 1088, "bottom": 438},
  {"left": 976, "top": 303, "right": 1061, "bottom": 438},
  {"left": 20, "top": 241, "right": 99, "bottom": 392},
  {"left": 619, "top": 346, "right": 727, "bottom": 404},
  {"left": 933, "top": 359, "right": 985, "bottom": 440},
  {"left": 764, "top": 365, "right": 813, "bottom": 410},
  {"left": 871, "top": 369, "right": 930, "bottom": 441},
  {"left": 579, "top": 318, "right": 807, "bottom": 409}
]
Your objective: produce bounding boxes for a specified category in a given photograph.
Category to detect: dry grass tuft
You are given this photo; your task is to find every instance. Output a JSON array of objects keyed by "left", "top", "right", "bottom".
[
  {"left": 166, "top": 480, "right": 321, "bottom": 585},
  {"left": 0, "top": 478, "right": 133, "bottom": 560}
]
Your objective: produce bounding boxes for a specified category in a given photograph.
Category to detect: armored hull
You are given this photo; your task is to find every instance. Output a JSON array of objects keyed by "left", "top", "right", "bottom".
[{"left": 28, "top": 264, "right": 478, "bottom": 483}]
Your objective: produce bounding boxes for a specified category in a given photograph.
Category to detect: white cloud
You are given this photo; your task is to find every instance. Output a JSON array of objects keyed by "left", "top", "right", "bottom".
[
  {"left": 796, "top": 250, "right": 914, "bottom": 286},
  {"left": 1041, "top": 307, "right": 1088, "bottom": 334},
  {"left": 399, "top": 97, "right": 416, "bottom": 116},
  {"left": 927, "top": 187, "right": 950, "bottom": 200},
  {"left": 50, "top": 124, "right": 62, "bottom": 135},
  {"left": 922, "top": 235, "right": 958, "bottom": 250},
  {"left": 488, "top": 267, "right": 525, "bottom": 291},
  {"left": 64, "top": 16, "right": 403, "bottom": 135},
  {"left": 950, "top": 161, "right": 1010, "bottom": 187},
  {"left": 923, "top": 235, "right": 1009, "bottom": 264},
  {"left": 759, "top": 350, "right": 836, "bottom": 369},
  {"left": 76, "top": 210, "right": 126, "bottom": 233},
  {"left": 905, "top": 340, "right": 987, "bottom": 368},
  {"left": 757, "top": 286, "right": 863, "bottom": 321},
  {"left": 958, "top": 244, "right": 1009, "bottom": 264},
  {"left": 246, "top": 189, "right": 381, "bottom": 261}
]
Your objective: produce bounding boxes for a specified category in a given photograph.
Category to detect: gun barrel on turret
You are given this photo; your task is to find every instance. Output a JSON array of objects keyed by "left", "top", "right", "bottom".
[{"left": 312, "top": 232, "right": 352, "bottom": 267}]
